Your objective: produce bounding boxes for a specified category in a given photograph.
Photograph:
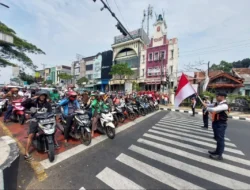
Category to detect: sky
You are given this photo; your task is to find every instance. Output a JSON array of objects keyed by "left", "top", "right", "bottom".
[{"left": 1, "top": 0, "right": 250, "bottom": 83}]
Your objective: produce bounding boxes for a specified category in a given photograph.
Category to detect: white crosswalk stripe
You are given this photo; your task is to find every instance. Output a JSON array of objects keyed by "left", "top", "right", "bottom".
[
  {"left": 95, "top": 113, "right": 250, "bottom": 189},
  {"left": 129, "top": 145, "right": 250, "bottom": 189},
  {"left": 96, "top": 167, "right": 145, "bottom": 189},
  {"left": 148, "top": 129, "right": 244, "bottom": 155},
  {"left": 152, "top": 126, "right": 236, "bottom": 147},
  {"left": 116, "top": 153, "right": 204, "bottom": 190}
]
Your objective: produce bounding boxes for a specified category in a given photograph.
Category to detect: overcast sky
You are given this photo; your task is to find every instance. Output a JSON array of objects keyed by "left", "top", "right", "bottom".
[{"left": 1, "top": 0, "right": 250, "bottom": 83}]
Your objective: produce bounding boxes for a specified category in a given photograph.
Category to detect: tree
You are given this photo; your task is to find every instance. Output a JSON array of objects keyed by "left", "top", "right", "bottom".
[
  {"left": 132, "top": 81, "right": 140, "bottom": 91},
  {"left": 109, "top": 63, "right": 134, "bottom": 80},
  {"left": 77, "top": 77, "right": 89, "bottom": 87},
  {"left": 0, "top": 22, "right": 45, "bottom": 69},
  {"left": 18, "top": 69, "right": 35, "bottom": 85},
  {"left": 58, "top": 73, "right": 73, "bottom": 84},
  {"left": 210, "top": 60, "right": 232, "bottom": 72}
]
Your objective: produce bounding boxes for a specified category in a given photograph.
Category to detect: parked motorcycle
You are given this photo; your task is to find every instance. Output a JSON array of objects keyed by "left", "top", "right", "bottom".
[
  {"left": 114, "top": 105, "right": 125, "bottom": 123},
  {"left": 26, "top": 111, "right": 57, "bottom": 162},
  {"left": 10, "top": 98, "right": 26, "bottom": 124},
  {"left": 154, "top": 100, "right": 159, "bottom": 110},
  {"left": 0, "top": 98, "right": 8, "bottom": 116},
  {"left": 124, "top": 104, "right": 136, "bottom": 121},
  {"left": 97, "top": 109, "right": 116, "bottom": 139},
  {"left": 57, "top": 109, "right": 92, "bottom": 146},
  {"left": 131, "top": 103, "right": 140, "bottom": 117}
]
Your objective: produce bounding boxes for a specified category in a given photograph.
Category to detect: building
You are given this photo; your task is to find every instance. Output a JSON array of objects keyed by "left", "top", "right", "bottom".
[
  {"left": 196, "top": 71, "right": 244, "bottom": 94},
  {"left": 110, "top": 28, "right": 150, "bottom": 91},
  {"left": 44, "top": 68, "right": 51, "bottom": 81},
  {"left": 71, "top": 61, "right": 81, "bottom": 84},
  {"left": 56, "top": 65, "right": 71, "bottom": 85},
  {"left": 12, "top": 66, "right": 20, "bottom": 78},
  {"left": 145, "top": 14, "right": 178, "bottom": 91},
  {"left": 232, "top": 68, "right": 250, "bottom": 96},
  {"left": 50, "top": 67, "right": 56, "bottom": 84}
]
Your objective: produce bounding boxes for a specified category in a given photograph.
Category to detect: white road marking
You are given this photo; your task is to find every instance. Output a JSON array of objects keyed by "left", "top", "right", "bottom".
[
  {"left": 160, "top": 120, "right": 210, "bottom": 129},
  {"left": 39, "top": 111, "right": 160, "bottom": 169},
  {"left": 96, "top": 167, "right": 145, "bottom": 190},
  {"left": 161, "top": 118, "right": 203, "bottom": 125},
  {"left": 129, "top": 145, "right": 250, "bottom": 189},
  {"left": 140, "top": 135, "right": 250, "bottom": 167},
  {"left": 157, "top": 122, "right": 215, "bottom": 134},
  {"left": 152, "top": 126, "right": 236, "bottom": 147},
  {"left": 135, "top": 139, "right": 250, "bottom": 177},
  {"left": 148, "top": 129, "right": 244, "bottom": 155},
  {"left": 156, "top": 121, "right": 231, "bottom": 141},
  {"left": 116, "top": 153, "right": 204, "bottom": 190}
]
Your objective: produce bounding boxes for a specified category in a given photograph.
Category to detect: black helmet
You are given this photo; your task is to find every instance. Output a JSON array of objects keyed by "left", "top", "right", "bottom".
[{"left": 36, "top": 90, "right": 49, "bottom": 98}]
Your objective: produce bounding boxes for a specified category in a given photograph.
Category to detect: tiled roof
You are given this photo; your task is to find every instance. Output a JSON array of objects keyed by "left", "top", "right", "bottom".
[{"left": 232, "top": 68, "right": 250, "bottom": 75}]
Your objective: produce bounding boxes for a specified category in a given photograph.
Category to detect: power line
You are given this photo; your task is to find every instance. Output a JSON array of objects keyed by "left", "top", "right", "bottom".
[
  {"left": 180, "top": 43, "right": 250, "bottom": 58},
  {"left": 113, "top": 0, "right": 129, "bottom": 31},
  {"left": 181, "top": 38, "right": 250, "bottom": 54}
]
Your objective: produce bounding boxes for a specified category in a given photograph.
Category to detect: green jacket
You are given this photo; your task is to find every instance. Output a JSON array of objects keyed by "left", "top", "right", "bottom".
[
  {"left": 50, "top": 92, "right": 60, "bottom": 101},
  {"left": 91, "top": 100, "right": 109, "bottom": 115}
]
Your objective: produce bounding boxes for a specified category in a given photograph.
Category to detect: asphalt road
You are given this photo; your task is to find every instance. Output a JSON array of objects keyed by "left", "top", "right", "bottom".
[{"left": 27, "top": 111, "right": 250, "bottom": 190}]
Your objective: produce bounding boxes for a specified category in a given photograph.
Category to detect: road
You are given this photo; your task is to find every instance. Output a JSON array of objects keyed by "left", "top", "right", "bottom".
[{"left": 27, "top": 111, "right": 250, "bottom": 189}]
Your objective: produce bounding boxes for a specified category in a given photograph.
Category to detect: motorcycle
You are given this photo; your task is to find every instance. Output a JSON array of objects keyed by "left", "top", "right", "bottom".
[
  {"left": 137, "top": 101, "right": 147, "bottom": 116},
  {"left": 124, "top": 104, "right": 136, "bottom": 121},
  {"left": 114, "top": 105, "right": 125, "bottom": 123},
  {"left": 131, "top": 103, "right": 140, "bottom": 117},
  {"left": 97, "top": 109, "right": 116, "bottom": 139},
  {"left": 0, "top": 98, "right": 8, "bottom": 116},
  {"left": 10, "top": 98, "right": 26, "bottom": 124},
  {"left": 26, "top": 111, "right": 57, "bottom": 162},
  {"left": 57, "top": 109, "right": 92, "bottom": 146},
  {"left": 154, "top": 100, "right": 159, "bottom": 110}
]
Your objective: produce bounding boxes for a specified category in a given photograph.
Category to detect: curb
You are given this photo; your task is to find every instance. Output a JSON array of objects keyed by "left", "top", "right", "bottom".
[
  {"left": 160, "top": 108, "right": 250, "bottom": 121},
  {"left": 0, "top": 136, "right": 19, "bottom": 190},
  {"left": 0, "top": 121, "right": 48, "bottom": 182}
]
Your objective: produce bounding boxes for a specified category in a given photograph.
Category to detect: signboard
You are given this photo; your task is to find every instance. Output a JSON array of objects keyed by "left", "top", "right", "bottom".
[
  {"left": 114, "top": 29, "right": 141, "bottom": 44},
  {"left": 125, "top": 82, "right": 132, "bottom": 94},
  {"left": 35, "top": 72, "right": 40, "bottom": 78},
  {"left": 93, "top": 55, "right": 102, "bottom": 79}
]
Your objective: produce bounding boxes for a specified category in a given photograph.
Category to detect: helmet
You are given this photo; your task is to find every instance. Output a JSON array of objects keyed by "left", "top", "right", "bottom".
[
  {"left": 36, "top": 90, "right": 49, "bottom": 98},
  {"left": 68, "top": 91, "right": 77, "bottom": 101}
]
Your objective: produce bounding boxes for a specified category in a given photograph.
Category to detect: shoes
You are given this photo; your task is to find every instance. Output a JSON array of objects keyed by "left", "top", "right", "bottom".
[
  {"left": 208, "top": 150, "right": 218, "bottom": 155},
  {"left": 209, "top": 154, "right": 223, "bottom": 160}
]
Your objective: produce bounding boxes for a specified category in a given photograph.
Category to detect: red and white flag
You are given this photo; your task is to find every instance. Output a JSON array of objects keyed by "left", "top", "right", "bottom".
[{"left": 174, "top": 73, "right": 197, "bottom": 108}]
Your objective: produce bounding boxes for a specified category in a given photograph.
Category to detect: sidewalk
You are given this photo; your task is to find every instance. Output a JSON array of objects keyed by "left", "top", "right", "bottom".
[{"left": 160, "top": 105, "right": 250, "bottom": 121}]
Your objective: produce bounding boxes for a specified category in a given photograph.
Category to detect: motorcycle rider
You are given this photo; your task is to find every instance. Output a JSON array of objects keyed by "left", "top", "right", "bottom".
[
  {"left": 91, "top": 94, "right": 101, "bottom": 138},
  {"left": 58, "top": 91, "right": 80, "bottom": 146},
  {"left": 22, "top": 91, "right": 52, "bottom": 160},
  {"left": 2, "top": 88, "right": 22, "bottom": 122}
]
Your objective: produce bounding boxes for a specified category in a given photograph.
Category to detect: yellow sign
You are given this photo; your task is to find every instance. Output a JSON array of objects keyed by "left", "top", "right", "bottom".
[{"left": 35, "top": 72, "right": 40, "bottom": 78}]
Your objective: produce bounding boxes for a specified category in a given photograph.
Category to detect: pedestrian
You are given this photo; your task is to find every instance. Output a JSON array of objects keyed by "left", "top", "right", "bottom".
[
  {"left": 164, "top": 95, "right": 168, "bottom": 105},
  {"left": 191, "top": 97, "right": 196, "bottom": 116},
  {"left": 202, "top": 96, "right": 211, "bottom": 129},
  {"left": 202, "top": 92, "right": 229, "bottom": 160}
]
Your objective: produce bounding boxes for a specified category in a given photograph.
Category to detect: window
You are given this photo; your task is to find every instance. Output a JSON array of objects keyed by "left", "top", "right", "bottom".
[
  {"left": 142, "top": 69, "right": 144, "bottom": 77},
  {"left": 154, "top": 52, "right": 159, "bottom": 61},
  {"left": 170, "top": 66, "right": 173, "bottom": 74},
  {"left": 142, "top": 55, "right": 145, "bottom": 63},
  {"left": 147, "top": 68, "right": 152, "bottom": 76},
  {"left": 148, "top": 53, "right": 153, "bottom": 61},
  {"left": 86, "top": 64, "right": 93, "bottom": 71},
  {"left": 171, "top": 50, "right": 174, "bottom": 59},
  {"left": 160, "top": 51, "right": 165, "bottom": 59}
]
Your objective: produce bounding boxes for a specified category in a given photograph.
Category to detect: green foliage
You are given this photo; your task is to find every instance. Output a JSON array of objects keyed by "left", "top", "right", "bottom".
[
  {"left": 132, "top": 81, "right": 140, "bottom": 91},
  {"left": 18, "top": 69, "right": 35, "bottom": 85},
  {"left": 210, "top": 60, "right": 232, "bottom": 72},
  {"left": 109, "top": 63, "right": 134, "bottom": 79},
  {"left": 227, "top": 94, "right": 250, "bottom": 104},
  {"left": 210, "top": 58, "right": 250, "bottom": 72},
  {"left": 77, "top": 77, "right": 88, "bottom": 86},
  {"left": 0, "top": 21, "right": 45, "bottom": 69},
  {"left": 58, "top": 73, "right": 73, "bottom": 80},
  {"left": 201, "top": 91, "right": 216, "bottom": 98}
]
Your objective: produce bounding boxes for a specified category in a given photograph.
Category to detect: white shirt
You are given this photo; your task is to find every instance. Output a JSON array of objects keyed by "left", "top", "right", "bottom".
[{"left": 207, "top": 100, "right": 228, "bottom": 113}]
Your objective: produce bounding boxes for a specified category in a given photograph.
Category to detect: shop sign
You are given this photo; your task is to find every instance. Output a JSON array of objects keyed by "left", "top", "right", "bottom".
[{"left": 93, "top": 55, "right": 102, "bottom": 79}]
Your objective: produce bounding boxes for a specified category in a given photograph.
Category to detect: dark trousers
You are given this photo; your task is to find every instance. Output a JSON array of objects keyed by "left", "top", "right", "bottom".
[
  {"left": 64, "top": 115, "right": 74, "bottom": 140},
  {"left": 4, "top": 105, "right": 13, "bottom": 121},
  {"left": 203, "top": 112, "right": 208, "bottom": 128},
  {"left": 191, "top": 107, "right": 195, "bottom": 116},
  {"left": 213, "top": 122, "right": 227, "bottom": 156}
]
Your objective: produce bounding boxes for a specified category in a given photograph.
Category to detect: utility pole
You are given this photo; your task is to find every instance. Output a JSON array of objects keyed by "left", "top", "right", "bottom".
[
  {"left": 208, "top": 61, "right": 210, "bottom": 76},
  {"left": 93, "top": 0, "right": 133, "bottom": 40}
]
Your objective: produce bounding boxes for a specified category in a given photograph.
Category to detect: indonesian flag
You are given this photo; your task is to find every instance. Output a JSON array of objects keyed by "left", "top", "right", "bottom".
[{"left": 174, "top": 73, "right": 197, "bottom": 108}]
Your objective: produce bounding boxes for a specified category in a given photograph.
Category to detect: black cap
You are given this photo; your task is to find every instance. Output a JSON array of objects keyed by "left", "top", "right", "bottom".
[{"left": 216, "top": 92, "right": 227, "bottom": 97}]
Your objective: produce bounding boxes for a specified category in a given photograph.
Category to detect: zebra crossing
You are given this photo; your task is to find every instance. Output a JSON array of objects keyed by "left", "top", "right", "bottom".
[{"left": 94, "top": 112, "right": 250, "bottom": 189}]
